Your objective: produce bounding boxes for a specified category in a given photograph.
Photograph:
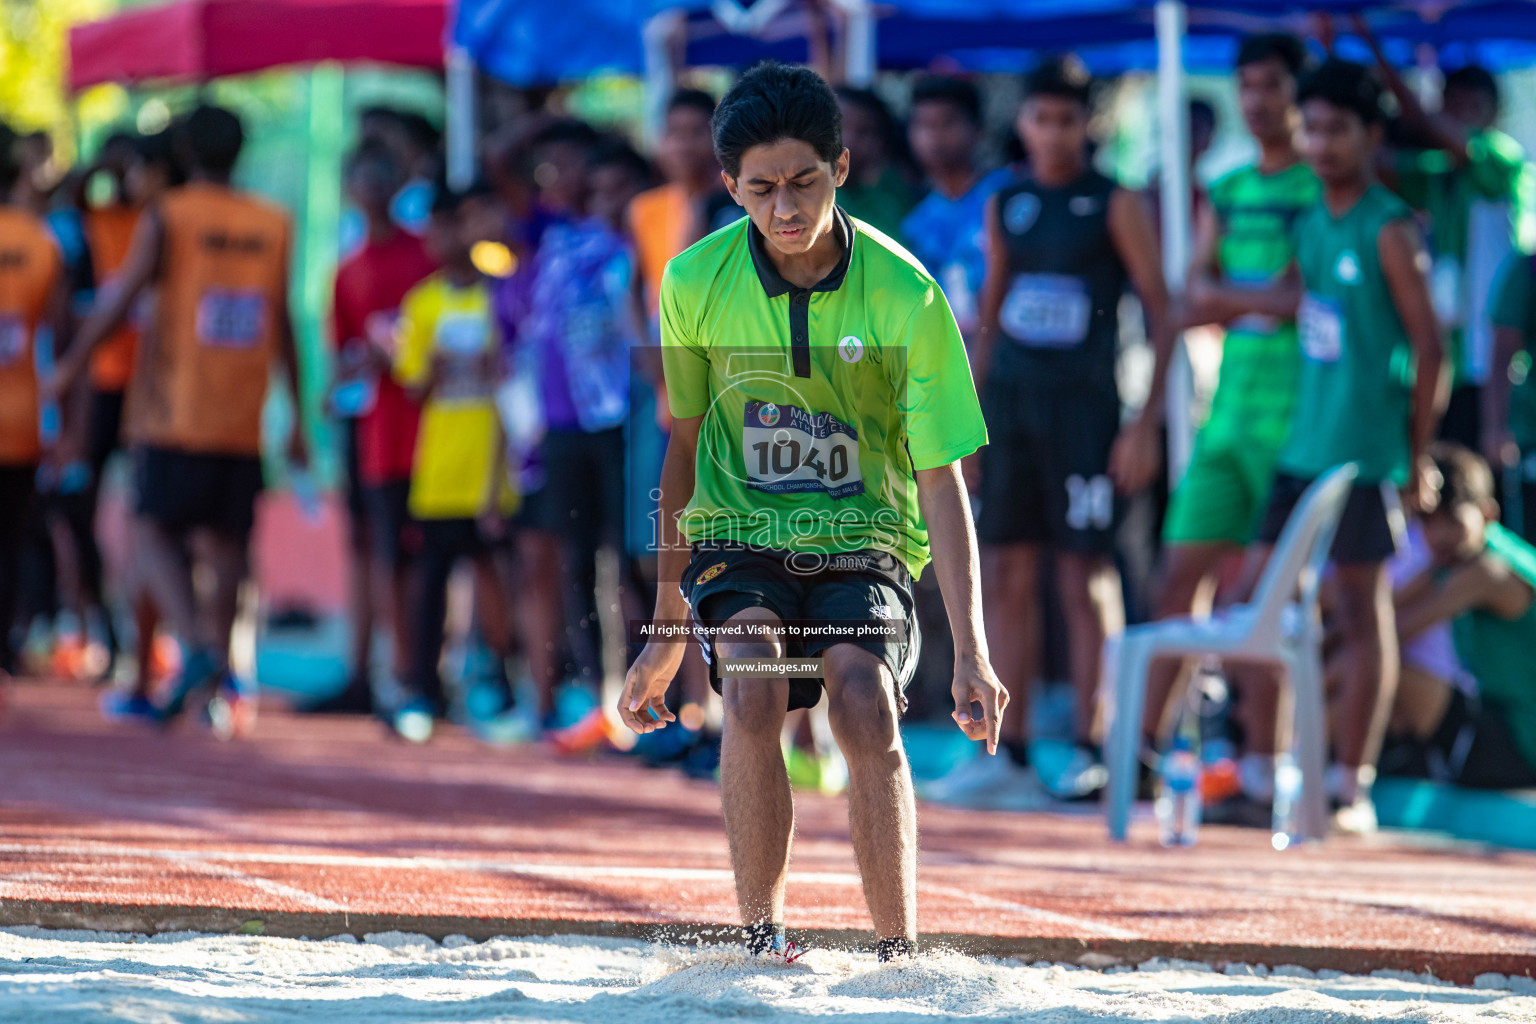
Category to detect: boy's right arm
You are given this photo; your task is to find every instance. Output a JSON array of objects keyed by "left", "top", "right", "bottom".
[
  {"left": 1379, "top": 218, "right": 1449, "bottom": 511},
  {"left": 617, "top": 413, "right": 701, "bottom": 734},
  {"left": 54, "top": 209, "right": 162, "bottom": 392},
  {"left": 1398, "top": 555, "right": 1536, "bottom": 641}
]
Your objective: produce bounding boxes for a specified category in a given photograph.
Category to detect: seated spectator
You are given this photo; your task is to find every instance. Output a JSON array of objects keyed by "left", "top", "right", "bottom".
[{"left": 1385, "top": 442, "right": 1536, "bottom": 789}]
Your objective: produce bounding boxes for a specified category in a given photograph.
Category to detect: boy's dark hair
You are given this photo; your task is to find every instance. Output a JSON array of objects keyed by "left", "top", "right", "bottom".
[
  {"left": 1429, "top": 442, "right": 1496, "bottom": 512},
  {"left": 1191, "top": 98, "right": 1217, "bottom": 133},
  {"left": 346, "top": 139, "right": 405, "bottom": 193},
  {"left": 529, "top": 117, "right": 601, "bottom": 153},
  {"left": 712, "top": 62, "right": 842, "bottom": 179},
  {"left": 176, "top": 105, "right": 245, "bottom": 176},
  {"left": 395, "top": 111, "right": 442, "bottom": 153},
  {"left": 1236, "top": 32, "right": 1308, "bottom": 77},
  {"left": 910, "top": 75, "right": 981, "bottom": 125},
  {"left": 134, "top": 128, "right": 187, "bottom": 187},
  {"left": 429, "top": 178, "right": 493, "bottom": 218},
  {"left": 588, "top": 134, "right": 655, "bottom": 186},
  {"left": 1297, "top": 58, "right": 1385, "bottom": 125},
  {"left": 0, "top": 120, "right": 19, "bottom": 195},
  {"left": 1023, "top": 55, "right": 1092, "bottom": 107},
  {"left": 1445, "top": 64, "right": 1499, "bottom": 109},
  {"left": 667, "top": 88, "right": 717, "bottom": 120}
]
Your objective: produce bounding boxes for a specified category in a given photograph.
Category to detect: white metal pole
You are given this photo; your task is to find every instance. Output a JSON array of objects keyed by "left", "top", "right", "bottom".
[
  {"left": 1155, "top": 0, "right": 1194, "bottom": 483},
  {"left": 643, "top": 11, "right": 684, "bottom": 150},
  {"left": 841, "top": 0, "right": 875, "bottom": 86},
  {"left": 445, "top": 44, "right": 477, "bottom": 190}
]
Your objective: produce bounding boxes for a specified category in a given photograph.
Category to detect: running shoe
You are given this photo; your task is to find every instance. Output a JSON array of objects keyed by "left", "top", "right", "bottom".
[
  {"left": 548, "top": 706, "right": 623, "bottom": 755},
  {"left": 1038, "top": 744, "right": 1109, "bottom": 800},
  {"left": 99, "top": 690, "right": 160, "bottom": 725},
  {"left": 1331, "top": 795, "right": 1378, "bottom": 836},
  {"left": 785, "top": 745, "right": 845, "bottom": 795},
  {"left": 917, "top": 752, "right": 1053, "bottom": 810},
  {"left": 471, "top": 705, "right": 539, "bottom": 746},
  {"left": 206, "top": 675, "right": 257, "bottom": 741},
  {"left": 155, "top": 648, "right": 222, "bottom": 723},
  {"left": 680, "top": 730, "right": 723, "bottom": 781},
  {"left": 390, "top": 698, "right": 436, "bottom": 744}
]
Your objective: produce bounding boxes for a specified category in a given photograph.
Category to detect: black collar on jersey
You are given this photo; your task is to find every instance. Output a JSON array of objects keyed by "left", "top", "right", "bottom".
[{"left": 746, "top": 206, "right": 855, "bottom": 378}]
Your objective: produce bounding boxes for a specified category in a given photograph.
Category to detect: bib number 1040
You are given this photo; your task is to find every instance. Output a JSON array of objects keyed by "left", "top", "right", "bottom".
[{"left": 742, "top": 401, "right": 864, "bottom": 500}]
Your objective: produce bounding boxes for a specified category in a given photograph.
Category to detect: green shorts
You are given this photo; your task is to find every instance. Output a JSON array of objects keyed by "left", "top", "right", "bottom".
[{"left": 1163, "top": 435, "right": 1281, "bottom": 547}]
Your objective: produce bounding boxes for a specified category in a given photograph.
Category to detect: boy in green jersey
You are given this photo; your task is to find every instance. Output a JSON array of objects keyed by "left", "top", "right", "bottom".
[
  {"left": 1359, "top": 18, "right": 1532, "bottom": 454},
  {"left": 1148, "top": 34, "right": 1318, "bottom": 804},
  {"left": 618, "top": 63, "right": 1002, "bottom": 962},
  {"left": 1242, "top": 59, "right": 1447, "bottom": 832},
  {"left": 1388, "top": 443, "right": 1536, "bottom": 790}
]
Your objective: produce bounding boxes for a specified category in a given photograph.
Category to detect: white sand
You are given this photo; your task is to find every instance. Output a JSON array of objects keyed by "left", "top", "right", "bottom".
[{"left": 1, "top": 927, "right": 1533, "bottom": 1023}]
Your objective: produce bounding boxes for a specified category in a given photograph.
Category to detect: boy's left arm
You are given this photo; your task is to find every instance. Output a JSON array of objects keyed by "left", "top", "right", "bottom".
[
  {"left": 1379, "top": 219, "right": 1449, "bottom": 511},
  {"left": 1398, "top": 555, "right": 1535, "bottom": 641},
  {"left": 915, "top": 461, "right": 1007, "bottom": 754},
  {"left": 1107, "top": 187, "right": 1179, "bottom": 496}
]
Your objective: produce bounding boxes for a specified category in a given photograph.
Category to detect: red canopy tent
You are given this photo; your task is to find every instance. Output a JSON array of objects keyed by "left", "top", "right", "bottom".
[{"left": 67, "top": 0, "right": 447, "bottom": 91}]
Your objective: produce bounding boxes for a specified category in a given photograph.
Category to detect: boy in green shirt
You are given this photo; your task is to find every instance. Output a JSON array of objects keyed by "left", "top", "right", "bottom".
[
  {"left": 1361, "top": 19, "right": 1532, "bottom": 451},
  {"left": 619, "top": 62, "right": 1001, "bottom": 961},
  {"left": 1234, "top": 59, "right": 1447, "bottom": 832},
  {"left": 1389, "top": 443, "right": 1536, "bottom": 790}
]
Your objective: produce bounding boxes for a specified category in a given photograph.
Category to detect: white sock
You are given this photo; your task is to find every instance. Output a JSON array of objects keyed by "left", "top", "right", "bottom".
[
  {"left": 1239, "top": 753, "right": 1276, "bottom": 802},
  {"left": 1327, "top": 763, "right": 1377, "bottom": 804}
]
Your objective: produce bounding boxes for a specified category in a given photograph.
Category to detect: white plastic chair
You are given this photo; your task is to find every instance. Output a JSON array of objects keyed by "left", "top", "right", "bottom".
[{"left": 1102, "top": 462, "right": 1360, "bottom": 842}]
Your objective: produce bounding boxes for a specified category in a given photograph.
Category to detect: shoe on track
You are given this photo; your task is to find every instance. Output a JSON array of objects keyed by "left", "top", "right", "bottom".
[
  {"left": 206, "top": 675, "right": 257, "bottom": 741},
  {"left": 918, "top": 752, "right": 1053, "bottom": 810},
  {"left": 390, "top": 698, "right": 436, "bottom": 744},
  {"left": 1039, "top": 744, "right": 1109, "bottom": 800},
  {"left": 100, "top": 690, "right": 161, "bottom": 725}
]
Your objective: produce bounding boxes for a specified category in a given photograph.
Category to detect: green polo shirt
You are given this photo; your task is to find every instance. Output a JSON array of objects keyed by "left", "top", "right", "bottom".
[{"left": 661, "top": 208, "right": 987, "bottom": 580}]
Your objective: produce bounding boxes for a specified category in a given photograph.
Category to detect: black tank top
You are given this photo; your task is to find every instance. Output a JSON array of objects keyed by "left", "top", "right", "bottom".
[{"left": 989, "top": 168, "right": 1126, "bottom": 392}]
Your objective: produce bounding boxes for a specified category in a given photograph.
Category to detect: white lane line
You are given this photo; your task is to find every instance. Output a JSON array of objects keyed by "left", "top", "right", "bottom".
[
  {"left": 924, "top": 884, "right": 1142, "bottom": 941},
  {"left": 0, "top": 841, "right": 861, "bottom": 887}
]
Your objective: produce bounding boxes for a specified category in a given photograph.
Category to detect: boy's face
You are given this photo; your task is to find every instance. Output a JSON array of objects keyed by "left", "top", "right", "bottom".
[
  {"left": 1300, "top": 98, "right": 1378, "bottom": 185},
  {"left": 1016, "top": 95, "right": 1088, "bottom": 174},
  {"left": 1443, "top": 84, "right": 1496, "bottom": 131},
  {"left": 426, "top": 209, "right": 466, "bottom": 265},
  {"left": 908, "top": 99, "right": 977, "bottom": 176},
  {"left": 588, "top": 163, "right": 642, "bottom": 228},
  {"left": 125, "top": 159, "right": 166, "bottom": 206},
  {"left": 346, "top": 160, "right": 400, "bottom": 219},
  {"left": 839, "top": 99, "right": 884, "bottom": 172},
  {"left": 1423, "top": 503, "right": 1489, "bottom": 566},
  {"left": 532, "top": 141, "right": 589, "bottom": 213},
  {"left": 1237, "top": 57, "right": 1296, "bottom": 145},
  {"left": 658, "top": 106, "right": 716, "bottom": 185},
  {"left": 725, "top": 139, "right": 849, "bottom": 258}
]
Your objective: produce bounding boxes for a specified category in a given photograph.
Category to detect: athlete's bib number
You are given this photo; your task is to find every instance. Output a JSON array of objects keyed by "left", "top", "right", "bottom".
[
  {"left": 433, "top": 312, "right": 494, "bottom": 404},
  {"left": 196, "top": 289, "right": 267, "bottom": 348},
  {"left": 1297, "top": 293, "right": 1343, "bottom": 363},
  {"left": 1000, "top": 274, "right": 1091, "bottom": 347},
  {"left": 0, "top": 317, "right": 26, "bottom": 366},
  {"left": 742, "top": 400, "right": 863, "bottom": 499}
]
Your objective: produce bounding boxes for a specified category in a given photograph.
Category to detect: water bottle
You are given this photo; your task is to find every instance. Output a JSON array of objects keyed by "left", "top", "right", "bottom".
[
  {"left": 1156, "top": 702, "right": 1202, "bottom": 847},
  {"left": 1271, "top": 752, "right": 1303, "bottom": 851}
]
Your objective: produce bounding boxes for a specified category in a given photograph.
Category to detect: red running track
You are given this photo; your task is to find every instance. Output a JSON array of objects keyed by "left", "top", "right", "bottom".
[{"left": 1, "top": 682, "right": 1534, "bottom": 983}]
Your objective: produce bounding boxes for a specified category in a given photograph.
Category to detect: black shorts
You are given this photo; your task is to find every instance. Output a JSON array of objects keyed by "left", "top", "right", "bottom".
[
  {"left": 1431, "top": 689, "right": 1536, "bottom": 790},
  {"left": 1257, "top": 472, "right": 1403, "bottom": 565},
  {"left": 975, "top": 379, "right": 1123, "bottom": 555},
  {"left": 86, "top": 388, "right": 125, "bottom": 477},
  {"left": 514, "top": 428, "right": 626, "bottom": 543},
  {"left": 361, "top": 479, "right": 419, "bottom": 571},
  {"left": 680, "top": 543, "right": 920, "bottom": 713},
  {"left": 339, "top": 417, "right": 368, "bottom": 527},
  {"left": 132, "top": 445, "right": 264, "bottom": 540}
]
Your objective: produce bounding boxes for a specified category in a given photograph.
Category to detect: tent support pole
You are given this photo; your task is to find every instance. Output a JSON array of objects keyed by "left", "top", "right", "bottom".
[
  {"left": 840, "top": 0, "right": 875, "bottom": 86},
  {"left": 642, "top": 10, "right": 683, "bottom": 149},
  {"left": 1156, "top": 0, "right": 1194, "bottom": 484},
  {"left": 446, "top": 44, "right": 477, "bottom": 190}
]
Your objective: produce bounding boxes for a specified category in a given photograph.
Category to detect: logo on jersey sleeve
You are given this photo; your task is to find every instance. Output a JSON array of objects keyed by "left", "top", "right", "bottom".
[
  {"left": 838, "top": 335, "right": 864, "bottom": 363},
  {"left": 1004, "top": 193, "right": 1040, "bottom": 235}
]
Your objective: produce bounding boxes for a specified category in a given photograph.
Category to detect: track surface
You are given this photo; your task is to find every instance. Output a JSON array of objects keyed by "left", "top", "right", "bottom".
[{"left": 2, "top": 682, "right": 1534, "bottom": 983}]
